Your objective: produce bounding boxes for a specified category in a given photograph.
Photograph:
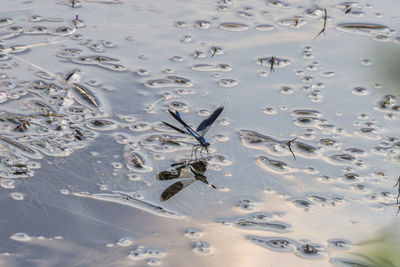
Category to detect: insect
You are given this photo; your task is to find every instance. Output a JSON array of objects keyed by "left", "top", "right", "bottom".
[
  {"left": 157, "top": 160, "right": 216, "bottom": 201},
  {"left": 193, "top": 51, "right": 201, "bottom": 59},
  {"left": 344, "top": 5, "right": 352, "bottom": 14},
  {"left": 313, "top": 9, "right": 327, "bottom": 41},
  {"left": 162, "top": 107, "right": 224, "bottom": 158},
  {"left": 269, "top": 56, "right": 276, "bottom": 72},
  {"left": 74, "top": 14, "right": 79, "bottom": 30},
  {"left": 295, "top": 16, "right": 300, "bottom": 27}
]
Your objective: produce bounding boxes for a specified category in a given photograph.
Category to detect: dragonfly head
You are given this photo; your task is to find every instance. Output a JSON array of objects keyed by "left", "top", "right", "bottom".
[{"left": 203, "top": 142, "right": 210, "bottom": 148}]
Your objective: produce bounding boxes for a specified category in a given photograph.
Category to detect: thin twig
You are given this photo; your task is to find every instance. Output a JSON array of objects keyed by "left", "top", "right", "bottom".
[
  {"left": 287, "top": 137, "right": 297, "bottom": 160},
  {"left": 394, "top": 176, "right": 400, "bottom": 204},
  {"left": 312, "top": 9, "right": 327, "bottom": 41}
]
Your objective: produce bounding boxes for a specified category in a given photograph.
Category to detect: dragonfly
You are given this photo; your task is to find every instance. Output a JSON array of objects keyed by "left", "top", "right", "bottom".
[
  {"left": 162, "top": 107, "right": 224, "bottom": 158},
  {"left": 157, "top": 160, "right": 216, "bottom": 201}
]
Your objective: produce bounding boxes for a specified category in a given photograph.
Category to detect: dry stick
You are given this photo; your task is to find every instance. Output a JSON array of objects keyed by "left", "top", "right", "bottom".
[
  {"left": 211, "top": 48, "right": 217, "bottom": 57},
  {"left": 286, "top": 137, "right": 297, "bottom": 160},
  {"left": 295, "top": 16, "right": 300, "bottom": 27},
  {"left": 394, "top": 176, "right": 400, "bottom": 204},
  {"left": 312, "top": 8, "right": 327, "bottom": 41}
]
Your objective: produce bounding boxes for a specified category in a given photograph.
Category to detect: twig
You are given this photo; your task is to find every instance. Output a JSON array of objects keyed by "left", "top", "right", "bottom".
[
  {"left": 286, "top": 137, "right": 297, "bottom": 160},
  {"left": 394, "top": 176, "right": 400, "bottom": 204},
  {"left": 312, "top": 9, "right": 327, "bottom": 41}
]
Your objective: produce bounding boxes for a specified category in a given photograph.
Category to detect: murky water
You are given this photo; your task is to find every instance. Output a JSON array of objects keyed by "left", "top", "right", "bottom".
[{"left": 0, "top": 0, "right": 400, "bottom": 266}]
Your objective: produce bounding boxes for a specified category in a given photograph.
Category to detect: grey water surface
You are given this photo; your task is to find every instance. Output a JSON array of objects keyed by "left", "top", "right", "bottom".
[{"left": 0, "top": 0, "right": 400, "bottom": 266}]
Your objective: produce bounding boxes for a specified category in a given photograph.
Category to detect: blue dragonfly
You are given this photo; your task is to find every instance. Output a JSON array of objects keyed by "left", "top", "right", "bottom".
[{"left": 162, "top": 107, "right": 224, "bottom": 158}]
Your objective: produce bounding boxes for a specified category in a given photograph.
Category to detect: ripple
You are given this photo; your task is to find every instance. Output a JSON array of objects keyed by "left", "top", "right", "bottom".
[
  {"left": 10, "top": 232, "right": 31, "bottom": 242},
  {"left": 268, "top": 0, "right": 290, "bottom": 8},
  {"left": 0, "top": 179, "right": 15, "bottom": 189},
  {"left": 255, "top": 24, "right": 275, "bottom": 31},
  {"left": 277, "top": 17, "right": 305, "bottom": 28},
  {"left": 219, "top": 23, "right": 249, "bottom": 31},
  {"left": 320, "top": 71, "right": 335, "bottom": 77},
  {"left": 248, "top": 236, "right": 297, "bottom": 252},
  {"left": 0, "top": 18, "right": 13, "bottom": 27},
  {"left": 51, "top": 26, "right": 75, "bottom": 35},
  {"left": 86, "top": 119, "right": 117, "bottom": 131},
  {"left": 210, "top": 155, "right": 232, "bottom": 166},
  {"left": 144, "top": 76, "right": 193, "bottom": 88},
  {"left": 237, "top": 198, "right": 256, "bottom": 211},
  {"left": 24, "top": 26, "right": 49, "bottom": 35},
  {"left": 175, "top": 21, "right": 186, "bottom": 28},
  {"left": 10, "top": 192, "right": 24, "bottom": 200},
  {"left": 235, "top": 218, "right": 291, "bottom": 233},
  {"left": 185, "top": 228, "right": 202, "bottom": 238},
  {"left": 280, "top": 86, "right": 294, "bottom": 94},
  {"left": 191, "top": 63, "right": 231, "bottom": 72},
  {"left": 292, "top": 199, "right": 315, "bottom": 211},
  {"left": 194, "top": 20, "right": 211, "bottom": 29},
  {"left": 296, "top": 242, "right": 325, "bottom": 259},
  {"left": 56, "top": 48, "right": 82, "bottom": 59},
  {"left": 124, "top": 146, "right": 152, "bottom": 172},
  {"left": 100, "top": 63, "right": 128, "bottom": 72},
  {"left": 337, "top": 23, "right": 392, "bottom": 37},
  {"left": 218, "top": 78, "right": 238, "bottom": 87},
  {"left": 192, "top": 241, "right": 212, "bottom": 254},
  {"left": 304, "top": 8, "right": 325, "bottom": 19},
  {"left": 117, "top": 237, "right": 133, "bottom": 247},
  {"left": 294, "top": 117, "right": 321, "bottom": 127},
  {"left": 356, "top": 127, "right": 379, "bottom": 140},
  {"left": 0, "top": 92, "right": 7, "bottom": 103},
  {"left": 0, "top": 32, "right": 21, "bottom": 40},
  {"left": 328, "top": 153, "right": 359, "bottom": 166},
  {"left": 256, "top": 156, "right": 296, "bottom": 173},
  {"left": 327, "top": 238, "right": 351, "bottom": 250},
  {"left": 352, "top": 87, "right": 368, "bottom": 95},
  {"left": 263, "top": 107, "right": 276, "bottom": 115}
]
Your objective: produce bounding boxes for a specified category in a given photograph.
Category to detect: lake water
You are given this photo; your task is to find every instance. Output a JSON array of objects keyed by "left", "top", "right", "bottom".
[{"left": 0, "top": 0, "right": 400, "bottom": 266}]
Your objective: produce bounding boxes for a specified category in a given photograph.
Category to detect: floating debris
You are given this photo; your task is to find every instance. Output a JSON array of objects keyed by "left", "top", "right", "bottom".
[
  {"left": 124, "top": 146, "right": 152, "bottom": 173},
  {"left": 70, "top": 82, "right": 99, "bottom": 108}
]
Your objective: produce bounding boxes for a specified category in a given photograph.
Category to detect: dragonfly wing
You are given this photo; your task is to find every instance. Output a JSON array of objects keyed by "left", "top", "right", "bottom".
[
  {"left": 168, "top": 110, "right": 200, "bottom": 138},
  {"left": 160, "top": 179, "right": 195, "bottom": 201},
  {"left": 156, "top": 168, "right": 182, "bottom": 180},
  {"left": 196, "top": 107, "right": 224, "bottom": 136},
  {"left": 162, "top": 121, "right": 188, "bottom": 135}
]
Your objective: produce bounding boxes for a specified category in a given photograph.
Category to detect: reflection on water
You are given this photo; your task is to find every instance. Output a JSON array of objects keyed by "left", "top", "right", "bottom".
[
  {"left": 1, "top": 0, "right": 400, "bottom": 266},
  {"left": 157, "top": 160, "right": 216, "bottom": 201}
]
